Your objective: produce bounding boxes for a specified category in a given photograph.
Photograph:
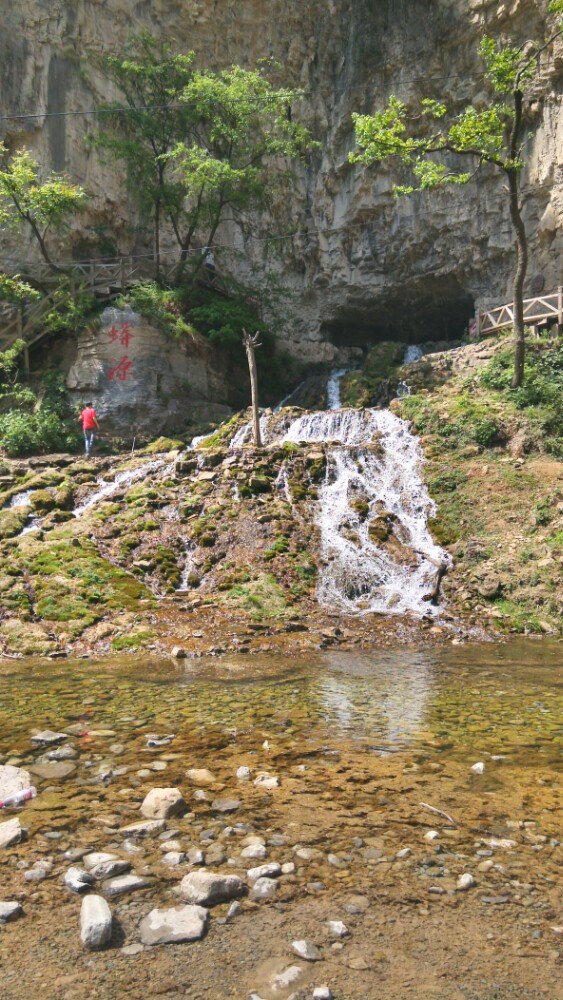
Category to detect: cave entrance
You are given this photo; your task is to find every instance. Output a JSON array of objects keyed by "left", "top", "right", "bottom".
[{"left": 323, "top": 276, "right": 475, "bottom": 349}]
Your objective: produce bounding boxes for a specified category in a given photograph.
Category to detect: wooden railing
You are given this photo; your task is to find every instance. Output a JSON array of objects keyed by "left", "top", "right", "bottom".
[{"left": 475, "top": 287, "right": 563, "bottom": 336}]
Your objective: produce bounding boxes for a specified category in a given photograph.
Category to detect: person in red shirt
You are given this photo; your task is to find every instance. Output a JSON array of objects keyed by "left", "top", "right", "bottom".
[{"left": 79, "top": 402, "right": 99, "bottom": 457}]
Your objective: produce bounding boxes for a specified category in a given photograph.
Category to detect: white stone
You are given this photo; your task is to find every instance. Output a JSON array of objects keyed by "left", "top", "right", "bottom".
[
  {"left": 80, "top": 895, "right": 112, "bottom": 950},
  {"left": 271, "top": 965, "right": 303, "bottom": 992},
  {"left": 0, "top": 901, "right": 23, "bottom": 923},
  {"left": 281, "top": 862, "right": 296, "bottom": 875},
  {"left": 102, "top": 874, "right": 151, "bottom": 897},
  {"left": 327, "top": 920, "right": 349, "bottom": 938},
  {"left": 471, "top": 762, "right": 485, "bottom": 774},
  {"left": 30, "top": 730, "right": 67, "bottom": 745},
  {"left": 64, "top": 866, "right": 95, "bottom": 893},
  {"left": 253, "top": 771, "right": 280, "bottom": 789},
  {"left": 160, "top": 839, "right": 182, "bottom": 852},
  {"left": 89, "top": 859, "right": 131, "bottom": 880},
  {"left": 0, "top": 765, "right": 32, "bottom": 801},
  {"left": 0, "top": 817, "right": 23, "bottom": 849},
  {"left": 313, "top": 989, "right": 333, "bottom": 1000},
  {"left": 139, "top": 904, "right": 208, "bottom": 945},
  {"left": 291, "top": 939, "right": 322, "bottom": 961},
  {"left": 240, "top": 843, "right": 267, "bottom": 860},
  {"left": 396, "top": 847, "right": 411, "bottom": 859},
  {"left": 236, "top": 766, "right": 251, "bottom": 781},
  {"left": 140, "top": 787, "right": 185, "bottom": 820},
  {"left": 162, "top": 851, "right": 185, "bottom": 867},
  {"left": 83, "top": 852, "right": 118, "bottom": 869},
  {"left": 250, "top": 877, "right": 278, "bottom": 900},
  {"left": 247, "top": 862, "right": 281, "bottom": 881},
  {"left": 179, "top": 871, "right": 246, "bottom": 907},
  {"left": 457, "top": 872, "right": 476, "bottom": 890}
]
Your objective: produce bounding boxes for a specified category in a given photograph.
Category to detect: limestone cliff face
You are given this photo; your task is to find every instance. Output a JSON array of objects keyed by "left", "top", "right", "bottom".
[{"left": 0, "top": 0, "right": 562, "bottom": 362}]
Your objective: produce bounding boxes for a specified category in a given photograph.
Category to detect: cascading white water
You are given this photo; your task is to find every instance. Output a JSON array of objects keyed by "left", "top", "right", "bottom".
[
  {"left": 72, "top": 459, "right": 165, "bottom": 518},
  {"left": 326, "top": 368, "right": 349, "bottom": 410},
  {"left": 403, "top": 344, "right": 424, "bottom": 364},
  {"left": 229, "top": 412, "right": 271, "bottom": 450},
  {"left": 278, "top": 408, "right": 447, "bottom": 615}
]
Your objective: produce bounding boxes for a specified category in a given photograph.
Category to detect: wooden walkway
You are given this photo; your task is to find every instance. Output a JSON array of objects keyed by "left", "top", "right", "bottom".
[{"left": 476, "top": 287, "right": 562, "bottom": 336}]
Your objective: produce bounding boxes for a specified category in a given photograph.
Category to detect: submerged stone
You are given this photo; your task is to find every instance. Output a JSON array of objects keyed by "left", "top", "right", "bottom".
[{"left": 139, "top": 904, "right": 208, "bottom": 946}]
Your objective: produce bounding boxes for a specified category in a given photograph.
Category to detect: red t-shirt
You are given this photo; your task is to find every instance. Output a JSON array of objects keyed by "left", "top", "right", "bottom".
[{"left": 81, "top": 407, "right": 97, "bottom": 430}]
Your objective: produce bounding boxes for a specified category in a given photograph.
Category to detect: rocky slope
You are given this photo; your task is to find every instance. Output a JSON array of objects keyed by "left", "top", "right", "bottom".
[{"left": 0, "top": 0, "right": 561, "bottom": 362}]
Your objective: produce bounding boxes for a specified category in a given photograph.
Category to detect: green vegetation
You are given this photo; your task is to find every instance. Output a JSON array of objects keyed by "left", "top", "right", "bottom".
[
  {"left": 227, "top": 572, "right": 287, "bottom": 619},
  {"left": 350, "top": 2, "right": 563, "bottom": 387},
  {"left": 0, "top": 347, "right": 81, "bottom": 457}
]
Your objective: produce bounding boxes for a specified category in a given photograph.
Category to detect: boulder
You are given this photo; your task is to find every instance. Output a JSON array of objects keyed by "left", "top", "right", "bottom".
[
  {"left": 139, "top": 904, "right": 208, "bottom": 946},
  {"left": 140, "top": 787, "right": 185, "bottom": 820},
  {"left": 179, "top": 871, "right": 247, "bottom": 907},
  {"left": 80, "top": 895, "right": 112, "bottom": 950}
]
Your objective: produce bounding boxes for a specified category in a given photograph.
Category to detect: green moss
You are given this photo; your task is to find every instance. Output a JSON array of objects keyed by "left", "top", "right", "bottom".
[
  {"left": 227, "top": 572, "right": 287, "bottom": 619},
  {"left": 111, "top": 630, "right": 154, "bottom": 650},
  {"left": 0, "top": 508, "right": 28, "bottom": 539},
  {"left": 264, "top": 535, "right": 290, "bottom": 560}
]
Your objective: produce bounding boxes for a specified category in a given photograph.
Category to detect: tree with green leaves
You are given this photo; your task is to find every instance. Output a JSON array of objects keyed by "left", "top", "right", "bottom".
[
  {"left": 92, "top": 34, "right": 313, "bottom": 284},
  {"left": 0, "top": 273, "right": 40, "bottom": 304},
  {"left": 0, "top": 145, "right": 86, "bottom": 274},
  {"left": 350, "top": 1, "right": 563, "bottom": 388}
]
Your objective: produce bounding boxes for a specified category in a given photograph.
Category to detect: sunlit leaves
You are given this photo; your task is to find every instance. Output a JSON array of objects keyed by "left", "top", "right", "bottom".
[
  {"left": 0, "top": 273, "right": 40, "bottom": 303},
  {"left": 0, "top": 146, "right": 86, "bottom": 232}
]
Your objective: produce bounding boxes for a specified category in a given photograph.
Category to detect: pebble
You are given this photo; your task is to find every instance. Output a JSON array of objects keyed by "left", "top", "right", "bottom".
[
  {"left": 64, "top": 867, "right": 95, "bottom": 893},
  {"left": 64, "top": 847, "right": 86, "bottom": 862},
  {"left": 281, "top": 862, "right": 296, "bottom": 875},
  {"left": 46, "top": 745, "right": 78, "bottom": 761},
  {"left": 236, "top": 766, "right": 251, "bottom": 781},
  {"left": 119, "top": 819, "right": 166, "bottom": 837},
  {"left": 150, "top": 761, "right": 167, "bottom": 772},
  {"left": 0, "top": 901, "right": 23, "bottom": 923},
  {"left": 187, "top": 847, "right": 205, "bottom": 866},
  {"left": 396, "top": 848, "right": 411, "bottom": 859},
  {"left": 457, "top": 873, "right": 476, "bottom": 891},
  {"left": 139, "top": 904, "right": 208, "bottom": 946},
  {"left": 292, "top": 939, "right": 322, "bottom": 961},
  {"left": 0, "top": 818, "right": 23, "bottom": 849},
  {"left": 253, "top": 772, "right": 280, "bottom": 789},
  {"left": 179, "top": 871, "right": 247, "bottom": 907},
  {"left": 327, "top": 920, "right": 349, "bottom": 938},
  {"left": 250, "top": 877, "right": 279, "bottom": 900},
  {"left": 80, "top": 895, "right": 112, "bottom": 950},
  {"left": 160, "top": 839, "right": 182, "bottom": 852},
  {"left": 90, "top": 859, "right": 131, "bottom": 880},
  {"left": 212, "top": 798, "right": 241, "bottom": 813},
  {"left": 241, "top": 843, "right": 267, "bottom": 860},
  {"left": 424, "top": 830, "right": 440, "bottom": 842},
  {"left": 186, "top": 768, "right": 216, "bottom": 786},
  {"left": 30, "top": 731, "right": 68, "bottom": 745},
  {"left": 471, "top": 762, "right": 485, "bottom": 774},
  {"left": 102, "top": 874, "right": 152, "bottom": 897},
  {"left": 247, "top": 862, "right": 281, "bottom": 881},
  {"left": 30, "top": 761, "right": 76, "bottom": 780},
  {"left": 313, "top": 989, "right": 333, "bottom": 1000},
  {"left": 83, "top": 852, "right": 118, "bottom": 869},
  {"left": 140, "top": 787, "right": 185, "bottom": 820},
  {"left": 121, "top": 943, "right": 145, "bottom": 956},
  {"left": 162, "top": 851, "right": 185, "bottom": 867}
]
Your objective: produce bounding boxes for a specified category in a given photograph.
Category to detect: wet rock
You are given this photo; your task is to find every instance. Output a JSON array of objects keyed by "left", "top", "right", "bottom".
[
  {"left": 30, "top": 761, "right": 76, "bottom": 781},
  {"left": 46, "top": 745, "right": 78, "bottom": 761},
  {"left": 80, "top": 895, "right": 112, "bottom": 950},
  {"left": 327, "top": 920, "right": 349, "bottom": 938},
  {"left": 186, "top": 847, "right": 205, "bottom": 866},
  {"left": 24, "top": 860, "right": 52, "bottom": 882},
  {"left": 204, "top": 842, "right": 226, "bottom": 866},
  {"left": 212, "top": 798, "right": 241, "bottom": 813},
  {"left": 281, "top": 862, "right": 295, "bottom": 875},
  {"left": 30, "top": 731, "right": 68, "bottom": 746},
  {"left": 236, "top": 766, "right": 251, "bottom": 781},
  {"left": 253, "top": 772, "right": 280, "bottom": 789},
  {"left": 292, "top": 939, "right": 322, "bottom": 961},
  {"left": 185, "top": 768, "right": 215, "bottom": 786},
  {"left": 313, "top": 989, "right": 333, "bottom": 1000},
  {"left": 0, "top": 901, "right": 23, "bottom": 923},
  {"left": 240, "top": 843, "right": 267, "bottom": 860},
  {"left": 90, "top": 859, "right": 131, "bottom": 880},
  {"left": 0, "top": 817, "right": 23, "bottom": 849},
  {"left": 170, "top": 646, "right": 187, "bottom": 659},
  {"left": 396, "top": 847, "right": 411, "bottom": 859},
  {"left": 424, "top": 830, "right": 440, "bottom": 842},
  {"left": 140, "top": 787, "right": 185, "bottom": 820},
  {"left": 0, "top": 764, "right": 32, "bottom": 800},
  {"left": 139, "top": 904, "right": 208, "bottom": 946},
  {"left": 179, "top": 871, "right": 247, "bottom": 907},
  {"left": 64, "top": 867, "right": 95, "bottom": 893},
  {"left": 250, "top": 877, "right": 279, "bottom": 900},
  {"left": 457, "top": 872, "right": 476, "bottom": 891},
  {"left": 102, "top": 874, "right": 152, "bottom": 897},
  {"left": 471, "top": 762, "right": 485, "bottom": 774},
  {"left": 83, "top": 852, "right": 118, "bottom": 869},
  {"left": 162, "top": 851, "right": 185, "bottom": 867},
  {"left": 247, "top": 862, "right": 281, "bottom": 881},
  {"left": 119, "top": 819, "right": 166, "bottom": 837}
]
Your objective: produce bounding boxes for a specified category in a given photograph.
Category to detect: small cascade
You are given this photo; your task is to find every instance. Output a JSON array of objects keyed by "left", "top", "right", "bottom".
[
  {"left": 403, "top": 344, "right": 424, "bottom": 364},
  {"left": 73, "top": 459, "right": 165, "bottom": 518},
  {"left": 177, "top": 541, "right": 196, "bottom": 592},
  {"left": 229, "top": 412, "right": 271, "bottom": 450},
  {"left": 257, "top": 407, "right": 449, "bottom": 617},
  {"left": 274, "top": 379, "right": 307, "bottom": 412},
  {"left": 9, "top": 491, "right": 32, "bottom": 509},
  {"left": 326, "top": 368, "right": 349, "bottom": 410}
]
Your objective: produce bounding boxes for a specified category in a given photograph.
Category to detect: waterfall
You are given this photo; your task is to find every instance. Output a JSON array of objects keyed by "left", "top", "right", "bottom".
[
  {"left": 403, "top": 344, "right": 424, "bottom": 364},
  {"left": 72, "top": 459, "right": 166, "bottom": 518},
  {"left": 278, "top": 408, "right": 448, "bottom": 616},
  {"left": 326, "top": 369, "right": 349, "bottom": 410}
]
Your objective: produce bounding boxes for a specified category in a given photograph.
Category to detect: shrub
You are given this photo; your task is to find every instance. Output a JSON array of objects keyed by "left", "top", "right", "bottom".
[{"left": 473, "top": 418, "right": 499, "bottom": 447}]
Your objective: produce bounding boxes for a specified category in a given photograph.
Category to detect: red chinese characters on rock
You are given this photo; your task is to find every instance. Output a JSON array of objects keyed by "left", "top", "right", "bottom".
[{"left": 107, "top": 322, "right": 134, "bottom": 381}]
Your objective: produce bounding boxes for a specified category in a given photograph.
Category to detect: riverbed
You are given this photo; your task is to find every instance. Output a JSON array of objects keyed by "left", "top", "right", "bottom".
[{"left": 0, "top": 640, "right": 560, "bottom": 999}]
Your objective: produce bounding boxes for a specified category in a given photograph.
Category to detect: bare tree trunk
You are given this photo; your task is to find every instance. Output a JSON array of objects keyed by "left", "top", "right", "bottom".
[
  {"left": 242, "top": 328, "right": 262, "bottom": 447},
  {"left": 508, "top": 90, "right": 528, "bottom": 389},
  {"left": 154, "top": 198, "right": 161, "bottom": 283}
]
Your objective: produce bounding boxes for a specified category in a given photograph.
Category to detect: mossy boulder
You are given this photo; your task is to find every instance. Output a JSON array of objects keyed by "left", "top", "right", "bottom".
[
  {"left": 0, "top": 508, "right": 28, "bottom": 540},
  {"left": 0, "top": 619, "right": 56, "bottom": 656},
  {"left": 29, "top": 489, "right": 56, "bottom": 513}
]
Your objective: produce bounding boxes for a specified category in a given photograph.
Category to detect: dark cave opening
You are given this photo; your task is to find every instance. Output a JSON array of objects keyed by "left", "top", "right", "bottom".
[{"left": 323, "top": 276, "right": 475, "bottom": 348}]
